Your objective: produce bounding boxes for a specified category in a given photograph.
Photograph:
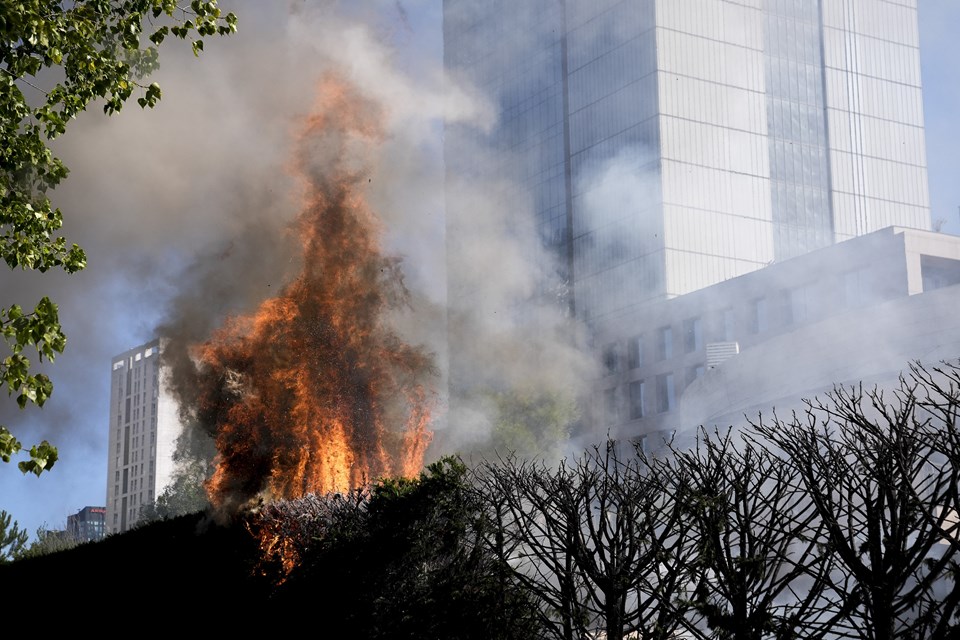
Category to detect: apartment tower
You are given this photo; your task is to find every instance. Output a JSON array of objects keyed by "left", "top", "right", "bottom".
[{"left": 105, "top": 339, "right": 182, "bottom": 534}]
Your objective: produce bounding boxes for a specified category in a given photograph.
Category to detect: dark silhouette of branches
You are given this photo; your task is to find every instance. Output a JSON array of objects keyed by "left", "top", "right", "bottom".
[
  {"left": 475, "top": 442, "right": 695, "bottom": 640},
  {"left": 750, "top": 368, "right": 960, "bottom": 640},
  {"left": 658, "top": 428, "right": 837, "bottom": 640}
]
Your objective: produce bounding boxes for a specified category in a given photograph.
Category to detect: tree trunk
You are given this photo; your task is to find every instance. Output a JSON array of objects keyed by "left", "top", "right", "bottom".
[{"left": 604, "top": 591, "right": 625, "bottom": 640}]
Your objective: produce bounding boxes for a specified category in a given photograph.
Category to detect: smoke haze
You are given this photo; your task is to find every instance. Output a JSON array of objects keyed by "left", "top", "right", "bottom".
[{"left": 2, "top": 0, "right": 959, "bottom": 538}]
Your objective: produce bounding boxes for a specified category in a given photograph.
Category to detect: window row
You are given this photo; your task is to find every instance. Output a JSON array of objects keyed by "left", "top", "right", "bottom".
[
  {"left": 602, "top": 316, "right": 705, "bottom": 374},
  {"left": 600, "top": 266, "right": 876, "bottom": 375},
  {"left": 602, "top": 365, "right": 707, "bottom": 425}
]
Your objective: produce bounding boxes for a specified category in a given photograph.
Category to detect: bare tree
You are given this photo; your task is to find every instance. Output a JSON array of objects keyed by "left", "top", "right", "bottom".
[
  {"left": 656, "top": 428, "right": 837, "bottom": 640},
  {"left": 475, "top": 441, "right": 695, "bottom": 640},
  {"left": 750, "top": 375, "right": 960, "bottom": 639},
  {"left": 476, "top": 455, "right": 590, "bottom": 640}
]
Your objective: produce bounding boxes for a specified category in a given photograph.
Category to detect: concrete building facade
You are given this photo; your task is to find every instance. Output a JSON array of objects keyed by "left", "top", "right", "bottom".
[
  {"left": 443, "top": 0, "right": 930, "bottom": 325},
  {"left": 591, "top": 227, "right": 960, "bottom": 444},
  {"left": 105, "top": 339, "right": 182, "bottom": 534}
]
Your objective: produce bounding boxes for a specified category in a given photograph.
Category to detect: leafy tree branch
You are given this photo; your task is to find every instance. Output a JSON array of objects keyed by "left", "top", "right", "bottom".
[{"left": 0, "top": 0, "right": 237, "bottom": 472}]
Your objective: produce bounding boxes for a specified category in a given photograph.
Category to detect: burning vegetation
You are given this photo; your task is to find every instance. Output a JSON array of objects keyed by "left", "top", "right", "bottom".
[{"left": 182, "top": 75, "right": 436, "bottom": 520}]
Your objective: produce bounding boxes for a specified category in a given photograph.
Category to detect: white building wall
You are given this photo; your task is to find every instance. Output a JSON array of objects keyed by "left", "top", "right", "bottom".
[
  {"left": 594, "top": 228, "right": 960, "bottom": 444},
  {"left": 822, "top": 0, "right": 930, "bottom": 239},
  {"left": 153, "top": 365, "right": 182, "bottom": 497},
  {"left": 657, "top": 0, "right": 774, "bottom": 297}
]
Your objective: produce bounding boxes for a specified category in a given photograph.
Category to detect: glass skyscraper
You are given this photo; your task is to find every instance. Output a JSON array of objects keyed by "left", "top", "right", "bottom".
[{"left": 443, "top": 0, "right": 930, "bottom": 326}]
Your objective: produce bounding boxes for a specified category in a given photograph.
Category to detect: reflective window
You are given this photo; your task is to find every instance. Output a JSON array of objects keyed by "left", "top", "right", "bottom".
[
  {"left": 722, "top": 308, "right": 735, "bottom": 342},
  {"left": 627, "top": 335, "right": 643, "bottom": 369},
  {"left": 602, "top": 342, "right": 620, "bottom": 374},
  {"left": 629, "top": 380, "right": 645, "bottom": 420},
  {"left": 658, "top": 326, "right": 673, "bottom": 361},
  {"left": 751, "top": 297, "right": 768, "bottom": 334},
  {"left": 683, "top": 317, "right": 703, "bottom": 353},
  {"left": 656, "top": 373, "right": 675, "bottom": 413},
  {"left": 604, "top": 387, "right": 620, "bottom": 425}
]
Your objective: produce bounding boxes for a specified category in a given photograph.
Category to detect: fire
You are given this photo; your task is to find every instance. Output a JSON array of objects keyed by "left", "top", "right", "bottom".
[{"left": 189, "top": 74, "right": 435, "bottom": 520}]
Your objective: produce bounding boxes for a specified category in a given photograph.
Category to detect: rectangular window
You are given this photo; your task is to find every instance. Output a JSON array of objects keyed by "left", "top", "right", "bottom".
[
  {"left": 782, "top": 289, "right": 794, "bottom": 325},
  {"left": 844, "top": 270, "right": 863, "bottom": 307},
  {"left": 603, "top": 387, "right": 620, "bottom": 425},
  {"left": 785, "top": 285, "right": 814, "bottom": 325},
  {"left": 751, "top": 298, "right": 768, "bottom": 334},
  {"left": 629, "top": 380, "right": 645, "bottom": 419},
  {"left": 602, "top": 343, "right": 620, "bottom": 374},
  {"left": 656, "top": 373, "right": 675, "bottom": 413},
  {"left": 686, "top": 364, "right": 705, "bottom": 386},
  {"left": 657, "top": 326, "right": 673, "bottom": 361},
  {"left": 626, "top": 335, "right": 643, "bottom": 369},
  {"left": 722, "top": 308, "right": 735, "bottom": 341},
  {"left": 683, "top": 317, "right": 703, "bottom": 353}
]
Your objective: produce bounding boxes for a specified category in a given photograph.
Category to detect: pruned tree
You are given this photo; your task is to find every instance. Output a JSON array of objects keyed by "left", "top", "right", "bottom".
[
  {"left": 906, "top": 361, "right": 960, "bottom": 555},
  {"left": 750, "top": 374, "right": 960, "bottom": 639},
  {"left": 658, "top": 427, "right": 837, "bottom": 640},
  {"left": 475, "top": 454, "right": 591, "bottom": 640},
  {"left": 476, "top": 441, "right": 695, "bottom": 640}
]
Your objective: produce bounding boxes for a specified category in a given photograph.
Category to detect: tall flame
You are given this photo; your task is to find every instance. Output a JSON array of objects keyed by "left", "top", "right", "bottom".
[{"left": 190, "top": 75, "right": 435, "bottom": 519}]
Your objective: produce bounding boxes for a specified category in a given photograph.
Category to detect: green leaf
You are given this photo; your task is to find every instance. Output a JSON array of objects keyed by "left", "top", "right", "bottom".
[
  {"left": 0, "top": 0, "right": 237, "bottom": 474},
  {"left": 17, "top": 441, "right": 58, "bottom": 476}
]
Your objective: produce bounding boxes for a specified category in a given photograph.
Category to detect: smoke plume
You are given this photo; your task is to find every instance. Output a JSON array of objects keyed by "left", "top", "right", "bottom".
[{"left": 162, "top": 75, "right": 439, "bottom": 519}]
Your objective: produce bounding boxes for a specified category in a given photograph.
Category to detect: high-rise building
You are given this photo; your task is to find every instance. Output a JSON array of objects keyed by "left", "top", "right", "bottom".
[
  {"left": 443, "top": 0, "right": 930, "bottom": 326},
  {"left": 66, "top": 506, "right": 106, "bottom": 543},
  {"left": 105, "top": 339, "right": 182, "bottom": 534}
]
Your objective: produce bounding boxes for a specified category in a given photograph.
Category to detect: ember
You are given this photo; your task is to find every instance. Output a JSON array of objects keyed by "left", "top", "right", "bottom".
[{"left": 189, "top": 75, "right": 436, "bottom": 520}]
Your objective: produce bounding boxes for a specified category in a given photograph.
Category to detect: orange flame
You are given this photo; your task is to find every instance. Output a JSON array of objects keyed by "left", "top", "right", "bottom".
[{"left": 190, "top": 75, "right": 436, "bottom": 520}]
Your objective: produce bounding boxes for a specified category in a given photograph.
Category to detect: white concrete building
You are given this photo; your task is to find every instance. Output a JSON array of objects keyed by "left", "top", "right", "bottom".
[
  {"left": 591, "top": 226, "right": 960, "bottom": 444},
  {"left": 105, "top": 339, "right": 182, "bottom": 534}
]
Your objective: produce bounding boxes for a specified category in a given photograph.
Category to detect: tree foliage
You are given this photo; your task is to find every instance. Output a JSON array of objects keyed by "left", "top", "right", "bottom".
[
  {"left": 15, "top": 525, "right": 80, "bottom": 560},
  {"left": 0, "top": 509, "right": 28, "bottom": 562},
  {"left": 660, "top": 428, "right": 837, "bottom": 639},
  {"left": 257, "top": 457, "right": 543, "bottom": 638},
  {"left": 139, "top": 425, "right": 215, "bottom": 523},
  {"left": 0, "top": 0, "right": 237, "bottom": 472},
  {"left": 486, "top": 387, "right": 580, "bottom": 461}
]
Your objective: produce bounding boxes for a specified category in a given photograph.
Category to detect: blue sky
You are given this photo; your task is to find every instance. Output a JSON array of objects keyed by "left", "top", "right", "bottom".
[
  {"left": 0, "top": 1, "right": 958, "bottom": 541},
  {"left": 919, "top": 1, "right": 960, "bottom": 235}
]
